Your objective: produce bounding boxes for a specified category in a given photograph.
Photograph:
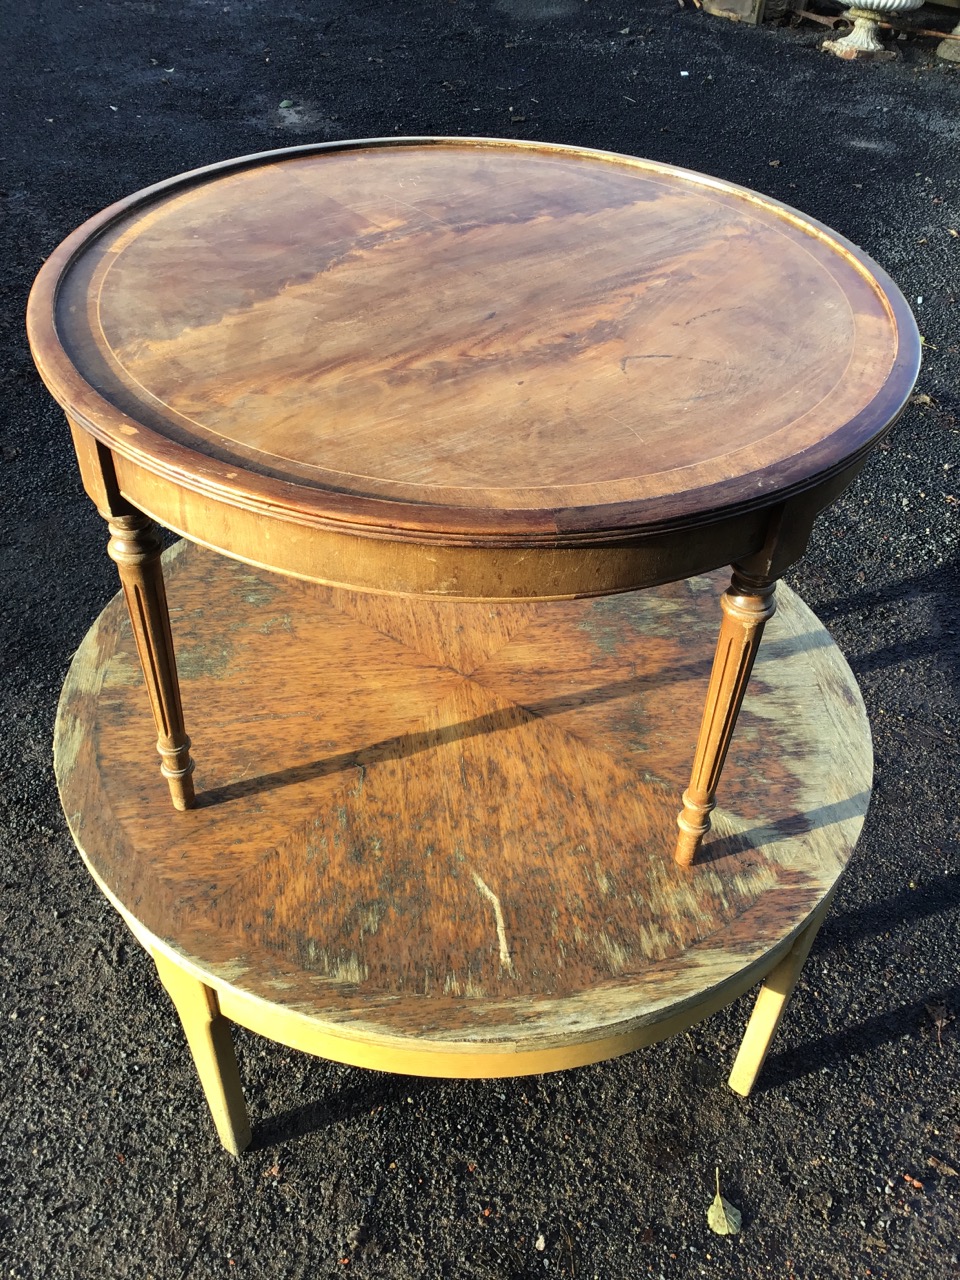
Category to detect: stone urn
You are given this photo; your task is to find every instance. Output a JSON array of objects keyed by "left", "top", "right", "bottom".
[{"left": 824, "top": 0, "right": 923, "bottom": 59}]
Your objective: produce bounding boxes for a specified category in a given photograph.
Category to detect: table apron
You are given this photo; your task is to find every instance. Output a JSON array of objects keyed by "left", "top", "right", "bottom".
[{"left": 102, "top": 450, "right": 858, "bottom": 600}]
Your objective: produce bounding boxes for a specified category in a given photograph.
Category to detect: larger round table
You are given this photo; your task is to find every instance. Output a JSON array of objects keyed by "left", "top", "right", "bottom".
[{"left": 29, "top": 138, "right": 918, "bottom": 1153}]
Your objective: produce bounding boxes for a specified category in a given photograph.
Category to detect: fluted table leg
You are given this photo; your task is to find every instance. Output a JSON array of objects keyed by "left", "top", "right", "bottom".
[
  {"left": 105, "top": 512, "right": 196, "bottom": 809},
  {"left": 674, "top": 568, "right": 777, "bottom": 867}
]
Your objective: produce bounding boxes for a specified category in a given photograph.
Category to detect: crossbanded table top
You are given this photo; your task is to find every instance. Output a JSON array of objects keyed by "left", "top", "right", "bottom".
[{"left": 30, "top": 138, "right": 919, "bottom": 542}]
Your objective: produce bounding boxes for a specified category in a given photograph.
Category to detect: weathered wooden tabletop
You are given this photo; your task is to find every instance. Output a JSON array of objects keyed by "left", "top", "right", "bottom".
[{"left": 55, "top": 543, "right": 872, "bottom": 1074}]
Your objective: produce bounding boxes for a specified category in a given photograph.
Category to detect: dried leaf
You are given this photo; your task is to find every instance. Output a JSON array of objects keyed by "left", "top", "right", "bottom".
[
  {"left": 927, "top": 1156, "right": 959, "bottom": 1178},
  {"left": 925, "top": 1001, "right": 952, "bottom": 1047},
  {"left": 707, "top": 1169, "right": 741, "bottom": 1236}
]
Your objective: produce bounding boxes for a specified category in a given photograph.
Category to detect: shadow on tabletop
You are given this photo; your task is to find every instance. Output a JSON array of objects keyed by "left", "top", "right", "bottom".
[
  {"left": 189, "top": 562, "right": 958, "bottom": 813},
  {"left": 696, "top": 793, "right": 871, "bottom": 864},
  {"left": 194, "top": 622, "right": 842, "bottom": 811},
  {"left": 192, "top": 662, "right": 711, "bottom": 808}
]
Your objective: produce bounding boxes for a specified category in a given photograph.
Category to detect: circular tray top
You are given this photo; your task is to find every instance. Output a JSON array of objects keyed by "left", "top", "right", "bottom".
[
  {"left": 55, "top": 543, "right": 872, "bottom": 1072},
  {"left": 30, "top": 138, "right": 918, "bottom": 543}
]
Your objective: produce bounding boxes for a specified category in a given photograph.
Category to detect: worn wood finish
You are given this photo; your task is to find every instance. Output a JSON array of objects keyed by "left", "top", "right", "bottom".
[
  {"left": 28, "top": 138, "right": 919, "bottom": 590},
  {"left": 55, "top": 543, "right": 872, "bottom": 1075}
]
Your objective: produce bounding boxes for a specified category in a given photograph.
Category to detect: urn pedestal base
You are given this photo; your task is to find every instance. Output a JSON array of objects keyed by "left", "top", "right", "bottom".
[
  {"left": 824, "top": 12, "right": 898, "bottom": 60},
  {"left": 823, "top": 0, "right": 923, "bottom": 60}
]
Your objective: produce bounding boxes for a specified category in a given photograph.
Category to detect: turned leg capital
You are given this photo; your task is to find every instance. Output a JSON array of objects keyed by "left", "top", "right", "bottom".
[
  {"left": 105, "top": 511, "right": 164, "bottom": 566},
  {"left": 724, "top": 571, "right": 778, "bottom": 621}
]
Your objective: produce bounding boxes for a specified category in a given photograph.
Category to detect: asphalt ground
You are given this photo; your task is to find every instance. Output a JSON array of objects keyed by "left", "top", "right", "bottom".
[{"left": 2, "top": 1, "right": 960, "bottom": 1277}]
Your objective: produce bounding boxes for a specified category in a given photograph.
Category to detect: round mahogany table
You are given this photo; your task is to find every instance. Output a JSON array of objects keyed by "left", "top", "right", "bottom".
[{"left": 29, "top": 139, "right": 918, "bottom": 1153}]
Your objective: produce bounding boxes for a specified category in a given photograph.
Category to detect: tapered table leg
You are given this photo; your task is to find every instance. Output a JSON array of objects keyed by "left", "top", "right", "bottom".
[
  {"left": 727, "top": 892, "right": 834, "bottom": 1096},
  {"left": 674, "top": 568, "right": 777, "bottom": 866},
  {"left": 105, "top": 512, "right": 195, "bottom": 809},
  {"left": 153, "top": 949, "right": 252, "bottom": 1155}
]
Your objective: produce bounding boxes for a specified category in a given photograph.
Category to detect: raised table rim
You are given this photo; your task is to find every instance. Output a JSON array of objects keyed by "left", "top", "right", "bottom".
[{"left": 27, "top": 136, "right": 921, "bottom": 554}]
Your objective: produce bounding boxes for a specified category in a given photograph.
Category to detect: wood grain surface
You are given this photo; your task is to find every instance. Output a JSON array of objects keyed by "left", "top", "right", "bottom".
[
  {"left": 29, "top": 138, "right": 920, "bottom": 547},
  {"left": 55, "top": 541, "right": 872, "bottom": 1064}
]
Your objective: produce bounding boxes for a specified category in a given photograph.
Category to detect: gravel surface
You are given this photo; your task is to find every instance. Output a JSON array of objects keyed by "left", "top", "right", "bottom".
[{"left": 2, "top": 2, "right": 959, "bottom": 1277}]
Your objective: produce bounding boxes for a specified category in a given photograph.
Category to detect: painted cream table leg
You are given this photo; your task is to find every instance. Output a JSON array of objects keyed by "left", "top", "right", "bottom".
[
  {"left": 674, "top": 569, "right": 777, "bottom": 866},
  {"left": 727, "top": 894, "right": 834, "bottom": 1097},
  {"left": 105, "top": 512, "right": 196, "bottom": 810},
  {"left": 152, "top": 949, "right": 252, "bottom": 1155}
]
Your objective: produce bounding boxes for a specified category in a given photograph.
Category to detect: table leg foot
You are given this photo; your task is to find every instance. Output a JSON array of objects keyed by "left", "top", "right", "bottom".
[
  {"left": 152, "top": 949, "right": 252, "bottom": 1155},
  {"left": 105, "top": 513, "right": 196, "bottom": 809},
  {"left": 674, "top": 570, "right": 777, "bottom": 866},
  {"left": 727, "top": 895, "right": 833, "bottom": 1097}
]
